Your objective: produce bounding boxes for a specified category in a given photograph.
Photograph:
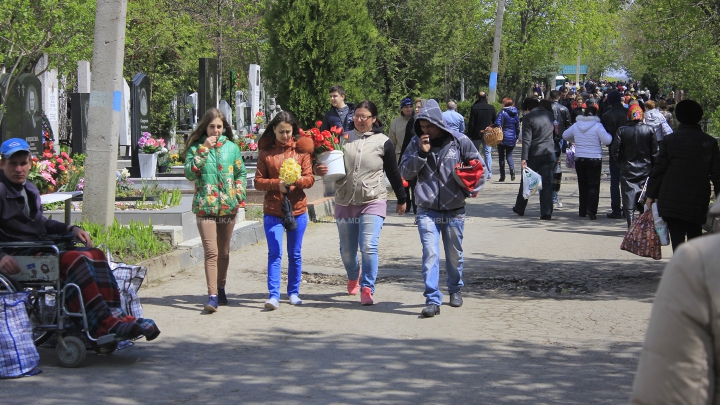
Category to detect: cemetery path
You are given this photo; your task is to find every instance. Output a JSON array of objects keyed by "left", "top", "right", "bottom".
[{"left": 5, "top": 162, "right": 670, "bottom": 404}]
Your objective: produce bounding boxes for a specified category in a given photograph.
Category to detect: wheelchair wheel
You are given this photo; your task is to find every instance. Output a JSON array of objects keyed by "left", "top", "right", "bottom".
[
  {"left": 0, "top": 272, "right": 20, "bottom": 292},
  {"left": 26, "top": 289, "right": 58, "bottom": 346},
  {"left": 90, "top": 340, "right": 118, "bottom": 355},
  {"left": 56, "top": 336, "right": 86, "bottom": 368}
]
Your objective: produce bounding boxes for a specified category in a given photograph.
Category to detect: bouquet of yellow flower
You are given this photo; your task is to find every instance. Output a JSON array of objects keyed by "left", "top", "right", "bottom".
[{"left": 279, "top": 158, "right": 302, "bottom": 184}]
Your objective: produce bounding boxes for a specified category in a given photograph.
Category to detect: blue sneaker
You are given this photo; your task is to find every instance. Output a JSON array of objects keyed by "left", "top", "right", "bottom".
[{"left": 204, "top": 295, "right": 218, "bottom": 313}]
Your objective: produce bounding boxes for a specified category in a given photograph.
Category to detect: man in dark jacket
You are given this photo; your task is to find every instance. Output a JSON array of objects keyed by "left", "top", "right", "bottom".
[
  {"left": 645, "top": 100, "right": 720, "bottom": 250},
  {"left": 400, "top": 100, "right": 483, "bottom": 318},
  {"left": 601, "top": 91, "right": 628, "bottom": 219},
  {"left": 512, "top": 98, "right": 557, "bottom": 219},
  {"left": 320, "top": 84, "right": 355, "bottom": 133},
  {"left": 0, "top": 138, "right": 160, "bottom": 341},
  {"left": 467, "top": 92, "right": 496, "bottom": 179},
  {"left": 611, "top": 105, "right": 658, "bottom": 227},
  {"left": 550, "top": 90, "right": 572, "bottom": 208}
]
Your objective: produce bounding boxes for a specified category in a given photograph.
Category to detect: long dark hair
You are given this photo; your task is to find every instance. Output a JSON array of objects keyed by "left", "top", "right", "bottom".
[
  {"left": 355, "top": 100, "right": 384, "bottom": 128},
  {"left": 258, "top": 111, "right": 301, "bottom": 149},
  {"left": 183, "top": 108, "right": 233, "bottom": 156}
]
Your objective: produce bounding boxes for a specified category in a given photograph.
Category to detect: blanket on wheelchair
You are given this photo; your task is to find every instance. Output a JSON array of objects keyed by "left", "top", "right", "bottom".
[{"left": 60, "top": 248, "right": 160, "bottom": 341}]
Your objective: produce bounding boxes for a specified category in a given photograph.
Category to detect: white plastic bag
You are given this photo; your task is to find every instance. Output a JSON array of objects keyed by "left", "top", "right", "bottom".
[
  {"left": 651, "top": 202, "right": 670, "bottom": 246},
  {"left": 522, "top": 167, "right": 543, "bottom": 199}
]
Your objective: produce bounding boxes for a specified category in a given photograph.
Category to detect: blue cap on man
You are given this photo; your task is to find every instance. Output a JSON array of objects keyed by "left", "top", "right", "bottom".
[
  {"left": 1, "top": 138, "right": 31, "bottom": 158},
  {"left": 400, "top": 98, "right": 413, "bottom": 108}
]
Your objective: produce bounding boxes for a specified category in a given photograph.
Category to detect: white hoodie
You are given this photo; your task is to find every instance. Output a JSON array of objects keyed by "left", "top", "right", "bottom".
[
  {"left": 644, "top": 108, "right": 674, "bottom": 142},
  {"left": 562, "top": 116, "right": 613, "bottom": 158}
]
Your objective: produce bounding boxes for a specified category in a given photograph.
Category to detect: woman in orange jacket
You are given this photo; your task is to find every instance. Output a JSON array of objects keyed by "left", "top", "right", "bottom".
[{"left": 254, "top": 111, "right": 315, "bottom": 309}]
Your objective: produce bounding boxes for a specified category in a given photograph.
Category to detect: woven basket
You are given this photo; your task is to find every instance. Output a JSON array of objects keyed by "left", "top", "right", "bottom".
[{"left": 483, "top": 126, "right": 504, "bottom": 147}]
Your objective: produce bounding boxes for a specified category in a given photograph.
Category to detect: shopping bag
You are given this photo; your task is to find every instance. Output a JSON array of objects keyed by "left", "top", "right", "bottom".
[
  {"left": 620, "top": 210, "right": 662, "bottom": 260},
  {"left": 552, "top": 161, "right": 562, "bottom": 192},
  {"left": 452, "top": 159, "right": 484, "bottom": 197},
  {"left": 522, "top": 167, "right": 543, "bottom": 199},
  {"left": 0, "top": 292, "right": 41, "bottom": 378},
  {"left": 105, "top": 247, "right": 146, "bottom": 319},
  {"left": 566, "top": 145, "right": 576, "bottom": 169},
  {"left": 651, "top": 203, "right": 670, "bottom": 246}
]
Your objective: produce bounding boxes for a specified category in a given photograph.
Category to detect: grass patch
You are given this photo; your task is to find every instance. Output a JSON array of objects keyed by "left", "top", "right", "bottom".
[{"left": 244, "top": 204, "right": 264, "bottom": 222}]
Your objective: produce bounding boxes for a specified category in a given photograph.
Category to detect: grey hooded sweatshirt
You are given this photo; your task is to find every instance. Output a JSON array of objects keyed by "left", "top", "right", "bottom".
[{"left": 399, "top": 99, "right": 484, "bottom": 211}]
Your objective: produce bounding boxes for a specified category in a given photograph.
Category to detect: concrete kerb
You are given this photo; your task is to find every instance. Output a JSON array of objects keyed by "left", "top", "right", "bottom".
[{"left": 139, "top": 220, "right": 265, "bottom": 283}]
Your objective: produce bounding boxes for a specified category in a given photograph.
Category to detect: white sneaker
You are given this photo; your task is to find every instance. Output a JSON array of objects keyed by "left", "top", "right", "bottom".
[
  {"left": 554, "top": 201, "right": 563, "bottom": 209},
  {"left": 289, "top": 295, "right": 302, "bottom": 305},
  {"left": 264, "top": 298, "right": 280, "bottom": 310}
]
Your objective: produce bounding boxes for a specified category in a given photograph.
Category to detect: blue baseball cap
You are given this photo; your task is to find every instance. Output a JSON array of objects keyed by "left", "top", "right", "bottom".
[
  {"left": 400, "top": 98, "right": 413, "bottom": 108},
  {"left": 1, "top": 138, "right": 31, "bottom": 158}
]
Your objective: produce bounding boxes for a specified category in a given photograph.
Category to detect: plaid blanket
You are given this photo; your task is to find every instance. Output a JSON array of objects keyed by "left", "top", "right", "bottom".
[{"left": 60, "top": 248, "right": 159, "bottom": 341}]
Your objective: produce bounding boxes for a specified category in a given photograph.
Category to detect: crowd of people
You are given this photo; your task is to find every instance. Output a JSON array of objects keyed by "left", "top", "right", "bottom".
[{"left": 180, "top": 80, "right": 719, "bottom": 320}]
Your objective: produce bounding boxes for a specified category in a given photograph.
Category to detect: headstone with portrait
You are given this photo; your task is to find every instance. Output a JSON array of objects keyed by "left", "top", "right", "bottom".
[
  {"left": 0, "top": 73, "right": 44, "bottom": 155},
  {"left": 198, "top": 58, "right": 218, "bottom": 116},
  {"left": 130, "top": 73, "right": 151, "bottom": 176},
  {"left": 69, "top": 93, "right": 90, "bottom": 155}
]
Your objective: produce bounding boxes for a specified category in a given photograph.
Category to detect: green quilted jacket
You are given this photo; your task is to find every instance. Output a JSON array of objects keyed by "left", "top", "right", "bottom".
[{"left": 184, "top": 134, "right": 247, "bottom": 217}]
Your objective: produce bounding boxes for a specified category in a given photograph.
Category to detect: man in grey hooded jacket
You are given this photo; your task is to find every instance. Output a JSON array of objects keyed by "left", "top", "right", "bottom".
[{"left": 399, "top": 99, "right": 484, "bottom": 318}]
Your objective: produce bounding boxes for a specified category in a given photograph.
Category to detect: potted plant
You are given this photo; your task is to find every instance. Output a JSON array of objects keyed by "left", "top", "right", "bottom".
[
  {"left": 137, "top": 132, "right": 166, "bottom": 178},
  {"left": 157, "top": 147, "right": 170, "bottom": 173}
]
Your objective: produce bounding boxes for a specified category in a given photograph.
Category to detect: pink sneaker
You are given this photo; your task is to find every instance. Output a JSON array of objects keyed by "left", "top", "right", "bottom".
[
  {"left": 360, "top": 287, "right": 374, "bottom": 305},
  {"left": 347, "top": 271, "right": 362, "bottom": 295}
]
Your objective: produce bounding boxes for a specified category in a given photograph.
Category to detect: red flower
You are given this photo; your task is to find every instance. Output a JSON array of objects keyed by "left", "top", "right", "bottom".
[
  {"left": 218, "top": 164, "right": 224, "bottom": 171},
  {"left": 314, "top": 133, "right": 324, "bottom": 142},
  {"left": 32, "top": 157, "right": 38, "bottom": 163},
  {"left": 240, "top": 201, "right": 246, "bottom": 207},
  {"left": 310, "top": 127, "right": 320, "bottom": 136},
  {"left": 402, "top": 177, "right": 409, "bottom": 188},
  {"left": 299, "top": 128, "right": 306, "bottom": 137},
  {"left": 58, "top": 165, "right": 66, "bottom": 171},
  {"left": 56, "top": 158, "right": 64, "bottom": 164},
  {"left": 321, "top": 130, "right": 332, "bottom": 139},
  {"left": 67, "top": 158, "right": 73, "bottom": 164},
  {"left": 331, "top": 126, "right": 343, "bottom": 135},
  {"left": 315, "top": 120, "right": 323, "bottom": 128}
]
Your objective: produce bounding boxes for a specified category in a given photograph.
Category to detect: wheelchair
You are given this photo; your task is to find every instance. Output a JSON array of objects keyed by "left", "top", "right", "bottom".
[{"left": 0, "top": 237, "right": 125, "bottom": 368}]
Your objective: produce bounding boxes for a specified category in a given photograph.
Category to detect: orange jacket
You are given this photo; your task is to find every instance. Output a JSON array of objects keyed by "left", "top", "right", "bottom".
[{"left": 254, "top": 137, "right": 315, "bottom": 217}]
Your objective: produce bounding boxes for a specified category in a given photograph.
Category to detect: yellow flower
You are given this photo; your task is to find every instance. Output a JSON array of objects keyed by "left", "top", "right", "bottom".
[
  {"left": 279, "top": 158, "right": 302, "bottom": 184},
  {"left": 207, "top": 195, "right": 217, "bottom": 204}
]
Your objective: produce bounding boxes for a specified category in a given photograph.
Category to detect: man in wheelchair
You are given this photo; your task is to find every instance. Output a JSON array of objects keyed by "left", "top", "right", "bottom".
[{"left": 0, "top": 138, "right": 160, "bottom": 342}]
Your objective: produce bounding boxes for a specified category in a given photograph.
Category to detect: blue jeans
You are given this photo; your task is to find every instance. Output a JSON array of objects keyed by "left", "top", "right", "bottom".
[
  {"left": 473, "top": 139, "right": 492, "bottom": 177},
  {"left": 416, "top": 208, "right": 465, "bottom": 306},
  {"left": 336, "top": 214, "right": 384, "bottom": 293},
  {"left": 264, "top": 213, "right": 308, "bottom": 300}
]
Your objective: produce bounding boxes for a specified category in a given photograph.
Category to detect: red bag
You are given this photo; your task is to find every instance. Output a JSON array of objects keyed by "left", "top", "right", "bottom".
[
  {"left": 620, "top": 210, "right": 662, "bottom": 260},
  {"left": 453, "top": 159, "right": 484, "bottom": 197}
]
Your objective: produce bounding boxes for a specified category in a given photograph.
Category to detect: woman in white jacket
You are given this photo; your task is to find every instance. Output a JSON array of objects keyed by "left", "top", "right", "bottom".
[{"left": 562, "top": 106, "right": 613, "bottom": 219}]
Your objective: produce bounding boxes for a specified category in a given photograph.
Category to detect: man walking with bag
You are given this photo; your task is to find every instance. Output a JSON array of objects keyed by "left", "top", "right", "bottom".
[
  {"left": 400, "top": 100, "right": 484, "bottom": 318},
  {"left": 512, "top": 98, "right": 557, "bottom": 220}
]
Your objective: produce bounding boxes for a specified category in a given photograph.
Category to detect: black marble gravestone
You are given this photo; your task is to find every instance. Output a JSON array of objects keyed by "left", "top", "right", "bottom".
[
  {"left": 130, "top": 73, "right": 151, "bottom": 176},
  {"left": 0, "top": 73, "right": 43, "bottom": 155},
  {"left": 199, "top": 58, "right": 218, "bottom": 116},
  {"left": 70, "top": 93, "right": 90, "bottom": 154}
]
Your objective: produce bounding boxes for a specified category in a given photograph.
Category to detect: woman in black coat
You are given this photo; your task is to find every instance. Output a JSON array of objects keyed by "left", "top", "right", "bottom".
[{"left": 646, "top": 100, "right": 720, "bottom": 250}]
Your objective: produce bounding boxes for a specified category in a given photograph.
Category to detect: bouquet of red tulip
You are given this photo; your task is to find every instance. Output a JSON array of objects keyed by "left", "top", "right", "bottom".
[{"left": 299, "top": 121, "right": 346, "bottom": 160}]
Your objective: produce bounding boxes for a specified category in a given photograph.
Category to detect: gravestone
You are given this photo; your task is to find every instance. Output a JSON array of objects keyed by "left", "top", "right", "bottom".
[
  {"left": 188, "top": 92, "right": 198, "bottom": 127},
  {"left": 36, "top": 54, "right": 59, "bottom": 152},
  {"left": 0, "top": 73, "right": 44, "bottom": 155},
  {"left": 77, "top": 61, "right": 91, "bottom": 93},
  {"left": 198, "top": 58, "right": 218, "bottom": 116},
  {"left": 219, "top": 100, "right": 232, "bottom": 126},
  {"left": 118, "top": 79, "right": 131, "bottom": 156},
  {"left": 70, "top": 93, "right": 90, "bottom": 154},
  {"left": 130, "top": 73, "right": 151, "bottom": 176},
  {"left": 248, "top": 64, "right": 262, "bottom": 122},
  {"left": 235, "top": 91, "right": 247, "bottom": 136}
]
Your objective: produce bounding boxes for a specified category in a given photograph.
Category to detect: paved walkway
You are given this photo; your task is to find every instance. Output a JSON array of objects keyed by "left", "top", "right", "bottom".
[{"left": 5, "top": 156, "right": 673, "bottom": 404}]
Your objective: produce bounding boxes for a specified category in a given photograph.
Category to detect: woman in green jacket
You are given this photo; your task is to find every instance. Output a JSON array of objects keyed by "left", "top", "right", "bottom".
[{"left": 184, "top": 108, "right": 247, "bottom": 313}]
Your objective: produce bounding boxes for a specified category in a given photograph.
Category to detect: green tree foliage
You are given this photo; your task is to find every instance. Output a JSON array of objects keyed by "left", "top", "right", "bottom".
[
  {"left": 124, "top": 0, "right": 212, "bottom": 136},
  {"left": 264, "top": 0, "right": 381, "bottom": 127},
  {"left": 623, "top": 0, "right": 720, "bottom": 122},
  {"left": 0, "top": 0, "right": 95, "bottom": 122}
]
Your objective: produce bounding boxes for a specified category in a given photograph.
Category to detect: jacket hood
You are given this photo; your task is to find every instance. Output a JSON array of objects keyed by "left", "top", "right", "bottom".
[
  {"left": 414, "top": 99, "right": 463, "bottom": 140},
  {"left": 644, "top": 109, "right": 665, "bottom": 127},
  {"left": 502, "top": 106, "right": 518, "bottom": 117},
  {"left": 575, "top": 115, "right": 601, "bottom": 133}
]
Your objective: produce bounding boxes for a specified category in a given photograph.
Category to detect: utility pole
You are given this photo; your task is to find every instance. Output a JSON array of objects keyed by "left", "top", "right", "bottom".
[
  {"left": 83, "top": 0, "right": 128, "bottom": 226},
  {"left": 576, "top": 41, "right": 581, "bottom": 85},
  {"left": 488, "top": 0, "right": 506, "bottom": 103}
]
